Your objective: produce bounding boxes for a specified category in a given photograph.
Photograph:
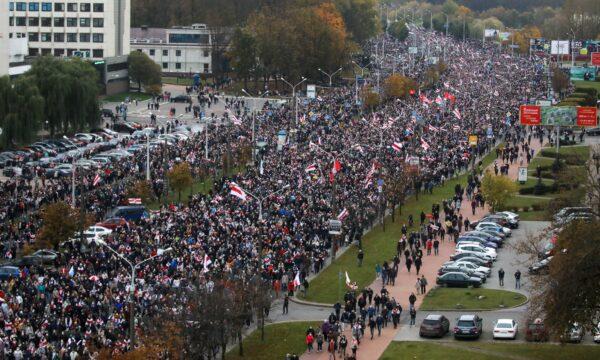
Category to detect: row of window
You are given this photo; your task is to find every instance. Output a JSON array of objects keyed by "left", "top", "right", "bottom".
[
  {"left": 148, "top": 49, "right": 210, "bottom": 57},
  {"left": 10, "top": 2, "right": 103, "bottom": 12},
  {"left": 29, "top": 48, "right": 104, "bottom": 58},
  {"left": 160, "top": 62, "right": 210, "bottom": 72},
  {"left": 9, "top": 16, "right": 104, "bottom": 27},
  {"left": 28, "top": 32, "right": 104, "bottom": 43}
]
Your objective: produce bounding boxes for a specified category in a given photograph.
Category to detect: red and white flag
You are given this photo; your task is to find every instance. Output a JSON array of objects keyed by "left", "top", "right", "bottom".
[
  {"left": 231, "top": 114, "right": 241, "bottom": 125},
  {"left": 128, "top": 198, "right": 142, "bottom": 205},
  {"left": 391, "top": 142, "right": 403, "bottom": 152},
  {"left": 428, "top": 125, "right": 439, "bottom": 132},
  {"left": 329, "top": 159, "right": 342, "bottom": 183},
  {"left": 453, "top": 108, "right": 462, "bottom": 120},
  {"left": 337, "top": 208, "right": 349, "bottom": 221},
  {"left": 305, "top": 164, "right": 318, "bottom": 173},
  {"left": 92, "top": 173, "right": 101, "bottom": 186},
  {"left": 293, "top": 272, "right": 301, "bottom": 288},
  {"left": 229, "top": 182, "right": 247, "bottom": 201},
  {"left": 345, "top": 271, "right": 352, "bottom": 286},
  {"left": 419, "top": 94, "right": 431, "bottom": 104},
  {"left": 435, "top": 96, "right": 443, "bottom": 105},
  {"left": 421, "top": 138, "right": 430, "bottom": 151},
  {"left": 202, "top": 254, "right": 212, "bottom": 273},
  {"left": 299, "top": 114, "right": 306, "bottom": 123},
  {"left": 452, "top": 124, "right": 461, "bottom": 131}
]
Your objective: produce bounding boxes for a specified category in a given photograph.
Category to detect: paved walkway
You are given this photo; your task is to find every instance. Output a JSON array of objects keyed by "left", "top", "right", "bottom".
[{"left": 300, "top": 135, "right": 544, "bottom": 360}]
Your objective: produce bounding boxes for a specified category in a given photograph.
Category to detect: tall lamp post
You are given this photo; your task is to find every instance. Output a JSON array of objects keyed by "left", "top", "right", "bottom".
[
  {"left": 279, "top": 76, "right": 307, "bottom": 127},
  {"left": 318, "top": 67, "right": 343, "bottom": 88},
  {"left": 351, "top": 61, "right": 371, "bottom": 78},
  {"left": 99, "top": 242, "right": 173, "bottom": 347},
  {"left": 241, "top": 89, "right": 270, "bottom": 165},
  {"left": 442, "top": 12, "right": 450, "bottom": 61}
]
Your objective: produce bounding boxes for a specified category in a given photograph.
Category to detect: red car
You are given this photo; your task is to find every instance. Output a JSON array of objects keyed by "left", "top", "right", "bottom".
[{"left": 96, "top": 217, "right": 129, "bottom": 230}]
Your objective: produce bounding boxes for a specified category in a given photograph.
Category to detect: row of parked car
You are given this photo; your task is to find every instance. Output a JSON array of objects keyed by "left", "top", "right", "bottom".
[{"left": 435, "top": 211, "right": 518, "bottom": 288}]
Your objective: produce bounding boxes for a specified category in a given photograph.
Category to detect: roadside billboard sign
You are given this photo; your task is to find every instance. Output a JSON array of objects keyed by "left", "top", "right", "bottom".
[
  {"left": 518, "top": 167, "right": 528, "bottom": 183},
  {"left": 577, "top": 107, "right": 598, "bottom": 127},
  {"left": 520, "top": 105, "right": 598, "bottom": 127},
  {"left": 550, "top": 40, "right": 570, "bottom": 55},
  {"left": 569, "top": 66, "right": 596, "bottom": 81},
  {"left": 592, "top": 52, "right": 600, "bottom": 66},
  {"left": 306, "top": 84, "right": 316, "bottom": 99},
  {"left": 520, "top": 105, "right": 542, "bottom": 125}
]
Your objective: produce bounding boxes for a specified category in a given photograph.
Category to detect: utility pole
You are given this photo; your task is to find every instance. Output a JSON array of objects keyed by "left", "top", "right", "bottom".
[{"left": 146, "top": 134, "right": 150, "bottom": 181}]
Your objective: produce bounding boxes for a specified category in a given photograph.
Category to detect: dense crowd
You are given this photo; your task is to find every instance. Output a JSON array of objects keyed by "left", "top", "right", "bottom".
[{"left": 0, "top": 27, "right": 552, "bottom": 358}]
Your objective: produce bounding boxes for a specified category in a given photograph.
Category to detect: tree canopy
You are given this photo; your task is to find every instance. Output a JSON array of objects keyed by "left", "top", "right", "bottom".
[
  {"left": 128, "top": 51, "right": 162, "bottom": 94},
  {"left": 0, "top": 76, "right": 44, "bottom": 149}
]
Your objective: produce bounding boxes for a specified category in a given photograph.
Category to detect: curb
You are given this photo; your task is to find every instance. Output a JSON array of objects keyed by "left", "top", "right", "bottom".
[
  {"left": 419, "top": 291, "right": 530, "bottom": 312},
  {"left": 290, "top": 296, "right": 334, "bottom": 308}
]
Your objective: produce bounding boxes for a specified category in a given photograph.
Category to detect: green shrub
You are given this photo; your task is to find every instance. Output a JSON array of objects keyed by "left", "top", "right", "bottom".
[{"left": 518, "top": 182, "right": 558, "bottom": 195}]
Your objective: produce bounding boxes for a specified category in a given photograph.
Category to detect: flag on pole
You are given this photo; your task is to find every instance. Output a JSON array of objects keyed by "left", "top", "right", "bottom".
[
  {"left": 428, "top": 125, "right": 439, "bottom": 132},
  {"left": 259, "top": 160, "right": 264, "bottom": 175},
  {"left": 345, "top": 271, "right": 351, "bottom": 286},
  {"left": 299, "top": 114, "right": 306, "bottom": 123},
  {"left": 229, "top": 182, "right": 247, "bottom": 201},
  {"left": 419, "top": 94, "right": 431, "bottom": 104},
  {"left": 435, "top": 96, "right": 443, "bottom": 105},
  {"left": 305, "top": 164, "right": 318, "bottom": 173},
  {"left": 128, "top": 198, "right": 142, "bottom": 205},
  {"left": 293, "top": 272, "right": 301, "bottom": 288},
  {"left": 330, "top": 159, "right": 342, "bottom": 183},
  {"left": 337, "top": 208, "right": 349, "bottom": 221},
  {"left": 92, "top": 173, "right": 101, "bottom": 186},
  {"left": 421, "top": 138, "right": 430, "bottom": 151},
  {"left": 391, "top": 142, "right": 403, "bottom": 152},
  {"left": 202, "top": 254, "right": 212, "bottom": 273},
  {"left": 453, "top": 108, "right": 462, "bottom": 120}
]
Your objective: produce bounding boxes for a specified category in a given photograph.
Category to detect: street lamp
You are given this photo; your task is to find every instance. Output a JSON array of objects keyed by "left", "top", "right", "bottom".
[
  {"left": 279, "top": 76, "right": 307, "bottom": 127},
  {"left": 99, "top": 242, "right": 173, "bottom": 347},
  {"left": 242, "top": 89, "right": 270, "bottom": 165},
  {"left": 423, "top": 9, "right": 433, "bottom": 30},
  {"left": 318, "top": 67, "right": 343, "bottom": 87},
  {"left": 351, "top": 61, "right": 371, "bottom": 78}
]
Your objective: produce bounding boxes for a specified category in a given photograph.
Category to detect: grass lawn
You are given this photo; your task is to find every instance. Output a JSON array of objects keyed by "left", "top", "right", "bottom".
[
  {"left": 380, "top": 341, "right": 600, "bottom": 360},
  {"left": 528, "top": 156, "right": 556, "bottom": 170},
  {"left": 516, "top": 177, "right": 554, "bottom": 190},
  {"left": 162, "top": 76, "right": 194, "bottom": 86},
  {"left": 102, "top": 92, "right": 152, "bottom": 103},
  {"left": 517, "top": 210, "right": 548, "bottom": 221},
  {"left": 420, "top": 287, "right": 527, "bottom": 310},
  {"left": 227, "top": 321, "right": 319, "bottom": 360},
  {"left": 146, "top": 177, "right": 213, "bottom": 210},
  {"left": 540, "top": 145, "right": 590, "bottom": 163},
  {"left": 301, "top": 148, "right": 499, "bottom": 304},
  {"left": 503, "top": 195, "right": 550, "bottom": 210},
  {"left": 573, "top": 80, "right": 600, "bottom": 95}
]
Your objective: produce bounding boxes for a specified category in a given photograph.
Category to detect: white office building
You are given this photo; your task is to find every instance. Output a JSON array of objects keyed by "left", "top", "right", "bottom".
[
  {"left": 130, "top": 24, "right": 213, "bottom": 74},
  {"left": 8, "top": 0, "right": 130, "bottom": 60},
  {"left": 1, "top": 0, "right": 9, "bottom": 75}
]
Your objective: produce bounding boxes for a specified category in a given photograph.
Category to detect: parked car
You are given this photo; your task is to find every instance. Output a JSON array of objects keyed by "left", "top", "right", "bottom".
[
  {"left": 22, "top": 249, "right": 59, "bottom": 265},
  {"left": 45, "top": 164, "right": 74, "bottom": 178},
  {"left": 451, "top": 261, "right": 491, "bottom": 277},
  {"left": 101, "top": 108, "right": 115, "bottom": 118},
  {"left": 464, "top": 230, "right": 503, "bottom": 246},
  {"left": 455, "top": 244, "right": 497, "bottom": 261},
  {"left": 453, "top": 314, "right": 483, "bottom": 339},
  {"left": 449, "top": 251, "right": 493, "bottom": 265},
  {"left": 113, "top": 122, "right": 137, "bottom": 134},
  {"left": 525, "top": 319, "right": 549, "bottom": 342},
  {"left": 171, "top": 95, "right": 191, "bottom": 103},
  {"left": 529, "top": 256, "right": 553, "bottom": 275},
  {"left": 436, "top": 272, "right": 482, "bottom": 288},
  {"left": 497, "top": 211, "right": 520, "bottom": 224},
  {"left": 592, "top": 322, "right": 600, "bottom": 343},
  {"left": 564, "top": 322, "right": 584, "bottom": 343},
  {"left": 493, "top": 319, "right": 518, "bottom": 340},
  {"left": 586, "top": 127, "right": 600, "bottom": 136},
  {"left": 438, "top": 265, "right": 487, "bottom": 281},
  {"left": 419, "top": 314, "right": 450, "bottom": 338},
  {"left": 106, "top": 206, "right": 149, "bottom": 222},
  {"left": 96, "top": 217, "right": 129, "bottom": 230},
  {"left": 444, "top": 256, "right": 492, "bottom": 268},
  {"left": 553, "top": 207, "right": 592, "bottom": 223},
  {"left": 0, "top": 266, "right": 21, "bottom": 280},
  {"left": 83, "top": 225, "right": 113, "bottom": 238},
  {"left": 457, "top": 236, "right": 498, "bottom": 250}
]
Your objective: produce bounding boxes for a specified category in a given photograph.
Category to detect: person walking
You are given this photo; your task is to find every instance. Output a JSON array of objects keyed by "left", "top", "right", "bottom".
[
  {"left": 408, "top": 292, "right": 417, "bottom": 310},
  {"left": 368, "top": 317, "right": 376, "bottom": 340},
  {"left": 415, "top": 257, "right": 422, "bottom": 275},
  {"left": 283, "top": 294, "right": 289, "bottom": 315},
  {"left": 433, "top": 239, "right": 440, "bottom": 255},
  {"left": 306, "top": 332, "right": 314, "bottom": 353},
  {"left": 420, "top": 275, "right": 428, "bottom": 294},
  {"left": 376, "top": 313, "right": 384, "bottom": 336},
  {"left": 498, "top": 268, "right": 505, "bottom": 286},
  {"left": 316, "top": 329, "right": 324, "bottom": 352},
  {"left": 327, "top": 337, "right": 336, "bottom": 360},
  {"left": 357, "top": 250, "right": 364, "bottom": 267},
  {"left": 414, "top": 278, "right": 421, "bottom": 294},
  {"left": 409, "top": 307, "right": 417, "bottom": 326},
  {"left": 339, "top": 335, "right": 348, "bottom": 357},
  {"left": 515, "top": 269, "right": 521, "bottom": 289}
]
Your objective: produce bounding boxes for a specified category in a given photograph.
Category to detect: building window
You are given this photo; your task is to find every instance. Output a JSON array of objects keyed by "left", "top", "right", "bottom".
[
  {"left": 92, "top": 18, "right": 103, "bottom": 27},
  {"left": 204, "top": 63, "right": 209, "bottom": 73},
  {"left": 66, "top": 18, "right": 76, "bottom": 27},
  {"left": 54, "top": 3, "right": 64, "bottom": 11},
  {"left": 9, "top": 17, "right": 14, "bottom": 26},
  {"left": 67, "top": 33, "right": 77, "bottom": 42},
  {"left": 92, "top": 50, "right": 102, "bottom": 58},
  {"left": 9, "top": 2, "right": 14, "bottom": 11},
  {"left": 92, "top": 34, "right": 103, "bottom": 43},
  {"left": 28, "top": 32, "right": 39, "bottom": 42},
  {"left": 79, "top": 18, "right": 90, "bottom": 27},
  {"left": 203, "top": 50, "right": 209, "bottom": 57},
  {"left": 80, "top": 3, "right": 90, "bottom": 12},
  {"left": 15, "top": 2, "right": 26, "bottom": 11},
  {"left": 54, "top": 49, "right": 65, "bottom": 56},
  {"left": 93, "top": 3, "right": 103, "bottom": 12},
  {"left": 162, "top": 49, "right": 168, "bottom": 56},
  {"left": 15, "top": 17, "right": 26, "bottom": 26},
  {"left": 41, "top": 48, "right": 52, "bottom": 55},
  {"left": 149, "top": 49, "right": 155, "bottom": 56},
  {"left": 29, "top": 2, "right": 39, "bottom": 11},
  {"left": 79, "top": 33, "right": 90, "bottom": 42},
  {"left": 54, "top": 17, "right": 65, "bottom": 27},
  {"left": 67, "top": 2, "right": 77, "bottom": 11},
  {"left": 41, "top": 17, "right": 51, "bottom": 27},
  {"left": 28, "top": 17, "right": 39, "bottom": 26},
  {"left": 41, "top": 2, "right": 51, "bottom": 11},
  {"left": 175, "top": 50, "right": 181, "bottom": 56},
  {"left": 29, "top": 48, "right": 39, "bottom": 56},
  {"left": 40, "top": 33, "right": 52, "bottom": 42},
  {"left": 54, "top": 33, "right": 64, "bottom": 42},
  {"left": 162, "top": 62, "right": 168, "bottom": 69},
  {"left": 175, "top": 63, "right": 181, "bottom": 69}
]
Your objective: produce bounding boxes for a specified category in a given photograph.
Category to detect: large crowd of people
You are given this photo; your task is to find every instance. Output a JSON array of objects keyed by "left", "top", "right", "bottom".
[{"left": 0, "top": 27, "right": 552, "bottom": 359}]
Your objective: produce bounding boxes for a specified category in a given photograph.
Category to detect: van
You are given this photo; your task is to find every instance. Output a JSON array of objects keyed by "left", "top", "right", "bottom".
[{"left": 107, "top": 206, "right": 149, "bottom": 222}]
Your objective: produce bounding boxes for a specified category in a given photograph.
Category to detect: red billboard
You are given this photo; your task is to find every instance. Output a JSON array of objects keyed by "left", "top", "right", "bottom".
[
  {"left": 577, "top": 107, "right": 598, "bottom": 127},
  {"left": 591, "top": 52, "right": 600, "bottom": 66},
  {"left": 520, "top": 105, "right": 541, "bottom": 125}
]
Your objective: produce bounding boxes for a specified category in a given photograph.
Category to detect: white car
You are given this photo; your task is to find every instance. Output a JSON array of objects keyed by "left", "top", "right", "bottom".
[
  {"left": 476, "top": 222, "right": 512, "bottom": 237},
  {"left": 493, "top": 319, "right": 518, "bottom": 339},
  {"left": 455, "top": 244, "right": 497, "bottom": 260},
  {"left": 498, "top": 211, "right": 520, "bottom": 223},
  {"left": 83, "top": 225, "right": 112, "bottom": 238},
  {"left": 452, "top": 261, "right": 491, "bottom": 277}
]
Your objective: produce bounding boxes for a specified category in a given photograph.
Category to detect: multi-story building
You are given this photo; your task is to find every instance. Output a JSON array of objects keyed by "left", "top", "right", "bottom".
[
  {"left": 8, "top": 0, "right": 130, "bottom": 60},
  {"left": 130, "top": 24, "right": 213, "bottom": 75},
  {"left": 1, "top": 1, "right": 9, "bottom": 75}
]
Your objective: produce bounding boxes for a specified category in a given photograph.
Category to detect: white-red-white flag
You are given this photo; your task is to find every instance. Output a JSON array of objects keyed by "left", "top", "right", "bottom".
[
  {"left": 337, "top": 208, "right": 349, "bottom": 221},
  {"left": 202, "top": 254, "right": 212, "bottom": 273},
  {"left": 421, "top": 138, "right": 430, "bottom": 151},
  {"left": 428, "top": 125, "right": 439, "bottom": 132},
  {"left": 435, "top": 96, "right": 443, "bottom": 105},
  {"left": 92, "top": 173, "right": 101, "bottom": 186},
  {"left": 391, "top": 142, "right": 403, "bottom": 152},
  {"left": 293, "top": 272, "right": 301, "bottom": 288},
  {"left": 329, "top": 159, "right": 342, "bottom": 183},
  {"left": 128, "top": 198, "right": 142, "bottom": 205},
  {"left": 229, "top": 182, "right": 247, "bottom": 201},
  {"left": 305, "top": 164, "right": 317, "bottom": 173},
  {"left": 453, "top": 108, "right": 462, "bottom": 120},
  {"left": 345, "top": 271, "right": 351, "bottom": 286}
]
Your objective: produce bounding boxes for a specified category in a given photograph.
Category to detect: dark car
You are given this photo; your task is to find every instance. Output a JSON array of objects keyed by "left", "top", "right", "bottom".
[
  {"left": 449, "top": 251, "right": 491, "bottom": 264},
  {"left": 113, "top": 122, "right": 137, "bottom": 134},
  {"left": 101, "top": 108, "right": 115, "bottom": 118},
  {"left": 454, "top": 314, "right": 483, "bottom": 339},
  {"left": 106, "top": 206, "right": 149, "bottom": 222},
  {"left": 436, "top": 272, "right": 482, "bottom": 288},
  {"left": 0, "top": 266, "right": 21, "bottom": 280},
  {"left": 529, "top": 256, "right": 552, "bottom": 275},
  {"left": 525, "top": 319, "right": 549, "bottom": 342},
  {"left": 96, "top": 217, "right": 129, "bottom": 230},
  {"left": 171, "top": 95, "right": 191, "bottom": 103},
  {"left": 586, "top": 127, "right": 600, "bottom": 136},
  {"left": 419, "top": 314, "right": 450, "bottom": 338},
  {"left": 438, "top": 266, "right": 487, "bottom": 281}
]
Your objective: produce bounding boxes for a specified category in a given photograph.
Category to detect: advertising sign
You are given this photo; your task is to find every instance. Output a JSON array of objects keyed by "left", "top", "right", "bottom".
[
  {"left": 592, "top": 52, "right": 600, "bottom": 66},
  {"left": 484, "top": 29, "right": 499, "bottom": 38},
  {"left": 486, "top": 125, "right": 493, "bottom": 139},
  {"left": 577, "top": 107, "right": 598, "bottom": 127},
  {"left": 520, "top": 105, "right": 542, "bottom": 125},
  {"left": 569, "top": 66, "right": 596, "bottom": 81},
  {"left": 468, "top": 135, "right": 478, "bottom": 146},
  {"left": 541, "top": 106, "right": 577, "bottom": 126},
  {"left": 306, "top": 84, "right": 316, "bottom": 99},
  {"left": 551, "top": 40, "right": 570, "bottom": 55},
  {"left": 406, "top": 156, "right": 420, "bottom": 166},
  {"left": 499, "top": 32, "right": 511, "bottom": 41},
  {"left": 518, "top": 167, "right": 528, "bottom": 183}
]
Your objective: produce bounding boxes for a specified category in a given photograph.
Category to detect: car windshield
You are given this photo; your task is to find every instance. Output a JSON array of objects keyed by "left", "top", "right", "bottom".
[
  {"left": 496, "top": 323, "right": 512, "bottom": 328},
  {"left": 423, "top": 319, "right": 439, "bottom": 325},
  {"left": 457, "top": 320, "right": 475, "bottom": 327}
]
